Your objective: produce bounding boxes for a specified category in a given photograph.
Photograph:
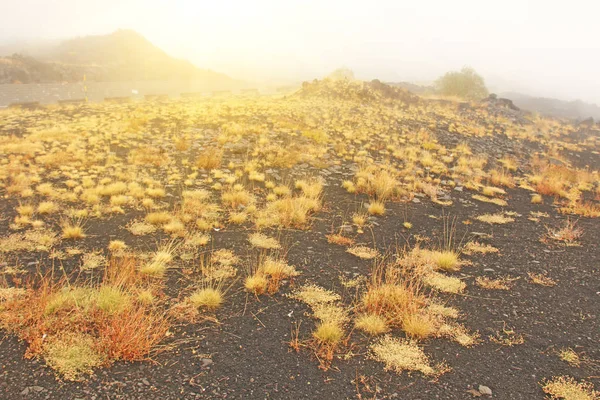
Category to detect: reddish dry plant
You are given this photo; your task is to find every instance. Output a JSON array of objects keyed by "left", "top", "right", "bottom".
[
  {"left": 196, "top": 147, "right": 223, "bottom": 170},
  {"left": 326, "top": 233, "right": 356, "bottom": 247},
  {"left": 288, "top": 322, "right": 302, "bottom": 353},
  {"left": 361, "top": 259, "right": 427, "bottom": 326},
  {"left": 0, "top": 256, "right": 170, "bottom": 377},
  {"left": 544, "top": 219, "right": 583, "bottom": 245},
  {"left": 97, "top": 305, "right": 169, "bottom": 361},
  {"left": 311, "top": 333, "right": 351, "bottom": 371}
]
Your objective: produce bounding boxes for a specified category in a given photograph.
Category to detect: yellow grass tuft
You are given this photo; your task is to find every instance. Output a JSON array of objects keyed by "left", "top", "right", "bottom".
[
  {"left": 472, "top": 194, "right": 508, "bottom": 207},
  {"left": 559, "top": 348, "right": 581, "bottom": 367},
  {"left": 531, "top": 194, "right": 543, "bottom": 204},
  {"left": 244, "top": 274, "right": 268, "bottom": 295},
  {"left": 43, "top": 332, "right": 106, "bottom": 381},
  {"left": 248, "top": 232, "right": 281, "bottom": 250},
  {"left": 429, "top": 250, "right": 460, "bottom": 271},
  {"left": 528, "top": 272, "right": 557, "bottom": 287},
  {"left": 347, "top": 246, "right": 379, "bottom": 260},
  {"left": 476, "top": 276, "right": 518, "bottom": 290},
  {"left": 145, "top": 212, "right": 171, "bottom": 225},
  {"left": 108, "top": 240, "right": 128, "bottom": 253},
  {"left": 189, "top": 287, "right": 223, "bottom": 310},
  {"left": 402, "top": 313, "right": 436, "bottom": 339},
  {"left": 422, "top": 272, "right": 465, "bottom": 293},
  {"left": 313, "top": 321, "right": 344, "bottom": 345},
  {"left": 37, "top": 201, "right": 58, "bottom": 215},
  {"left": 370, "top": 336, "right": 437, "bottom": 376},
  {"left": 355, "top": 314, "right": 389, "bottom": 336},
  {"left": 62, "top": 221, "right": 86, "bottom": 239},
  {"left": 542, "top": 376, "right": 598, "bottom": 400},
  {"left": 476, "top": 213, "right": 514, "bottom": 224},
  {"left": 368, "top": 201, "right": 386, "bottom": 215}
]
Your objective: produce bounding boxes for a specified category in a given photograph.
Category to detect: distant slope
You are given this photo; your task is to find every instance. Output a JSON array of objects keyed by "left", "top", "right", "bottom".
[
  {"left": 386, "top": 81, "right": 433, "bottom": 95},
  {"left": 295, "top": 78, "right": 420, "bottom": 105},
  {"left": 0, "top": 54, "right": 84, "bottom": 83},
  {"left": 500, "top": 92, "right": 600, "bottom": 121},
  {"left": 0, "top": 30, "right": 236, "bottom": 85}
]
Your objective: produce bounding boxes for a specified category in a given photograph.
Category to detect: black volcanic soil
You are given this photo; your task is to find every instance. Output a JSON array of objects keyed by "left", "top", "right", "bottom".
[{"left": 0, "top": 113, "right": 598, "bottom": 400}]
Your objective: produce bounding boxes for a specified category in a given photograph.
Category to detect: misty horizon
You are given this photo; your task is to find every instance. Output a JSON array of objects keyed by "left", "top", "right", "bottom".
[{"left": 1, "top": 0, "right": 599, "bottom": 105}]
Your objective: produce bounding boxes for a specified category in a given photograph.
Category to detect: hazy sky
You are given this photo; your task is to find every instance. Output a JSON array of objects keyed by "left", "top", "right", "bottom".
[{"left": 2, "top": 0, "right": 599, "bottom": 103}]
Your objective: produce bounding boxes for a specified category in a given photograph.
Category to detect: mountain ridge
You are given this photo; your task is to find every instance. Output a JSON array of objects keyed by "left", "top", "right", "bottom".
[{"left": 0, "top": 30, "right": 236, "bottom": 85}]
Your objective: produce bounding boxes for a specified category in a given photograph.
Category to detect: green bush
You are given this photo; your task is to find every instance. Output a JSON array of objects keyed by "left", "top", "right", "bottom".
[{"left": 435, "top": 67, "right": 488, "bottom": 100}]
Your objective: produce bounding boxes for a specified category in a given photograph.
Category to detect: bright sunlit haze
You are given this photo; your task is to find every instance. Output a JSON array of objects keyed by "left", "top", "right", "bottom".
[{"left": 1, "top": 0, "right": 599, "bottom": 104}]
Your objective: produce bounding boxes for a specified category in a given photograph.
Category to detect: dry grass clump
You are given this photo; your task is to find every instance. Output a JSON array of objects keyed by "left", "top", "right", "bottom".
[
  {"left": 370, "top": 336, "right": 438, "bottom": 376},
  {"left": 221, "top": 188, "right": 254, "bottom": 208},
  {"left": 0, "top": 229, "right": 59, "bottom": 253},
  {"left": 528, "top": 272, "right": 557, "bottom": 287},
  {"left": 185, "top": 233, "right": 210, "bottom": 247},
  {"left": 229, "top": 211, "right": 247, "bottom": 224},
  {"left": 193, "top": 250, "right": 239, "bottom": 283},
  {"left": 545, "top": 219, "right": 583, "bottom": 245},
  {"left": 360, "top": 261, "right": 429, "bottom": 331},
  {"left": 81, "top": 252, "right": 107, "bottom": 271},
  {"left": 163, "top": 219, "right": 186, "bottom": 237},
  {"left": 43, "top": 332, "right": 106, "bottom": 381},
  {"left": 559, "top": 348, "right": 581, "bottom": 367},
  {"left": 244, "top": 274, "right": 269, "bottom": 295},
  {"left": 462, "top": 241, "right": 498, "bottom": 255},
  {"left": 140, "top": 243, "right": 178, "bottom": 277},
  {"left": 0, "top": 256, "right": 170, "bottom": 380},
  {"left": 368, "top": 201, "right": 386, "bottom": 215},
  {"left": 429, "top": 250, "right": 460, "bottom": 271},
  {"left": 402, "top": 313, "right": 436, "bottom": 339},
  {"left": 129, "top": 147, "right": 169, "bottom": 166},
  {"left": 313, "top": 321, "right": 344, "bottom": 345},
  {"left": 398, "top": 246, "right": 463, "bottom": 274},
  {"left": 531, "top": 194, "right": 543, "bottom": 204},
  {"left": 108, "top": 240, "right": 128, "bottom": 253},
  {"left": 542, "top": 376, "right": 598, "bottom": 400},
  {"left": 437, "top": 323, "right": 480, "bottom": 347},
  {"left": 127, "top": 220, "right": 157, "bottom": 236},
  {"left": 355, "top": 314, "right": 389, "bottom": 336},
  {"left": 356, "top": 248, "right": 476, "bottom": 344},
  {"left": 489, "top": 169, "right": 516, "bottom": 188},
  {"left": 560, "top": 201, "right": 600, "bottom": 218},
  {"left": 255, "top": 193, "right": 321, "bottom": 229},
  {"left": 0, "top": 287, "right": 27, "bottom": 301},
  {"left": 292, "top": 284, "right": 347, "bottom": 369},
  {"left": 295, "top": 178, "right": 324, "bottom": 200},
  {"left": 248, "top": 232, "right": 281, "bottom": 250},
  {"left": 352, "top": 212, "right": 368, "bottom": 228},
  {"left": 246, "top": 256, "right": 299, "bottom": 295},
  {"left": 481, "top": 186, "right": 506, "bottom": 197},
  {"left": 472, "top": 194, "right": 508, "bottom": 207},
  {"left": 476, "top": 213, "right": 515, "bottom": 224},
  {"left": 354, "top": 168, "right": 402, "bottom": 201},
  {"left": 422, "top": 272, "right": 466, "bottom": 294},
  {"left": 293, "top": 284, "right": 341, "bottom": 307},
  {"left": 37, "top": 201, "right": 59, "bottom": 215},
  {"left": 212, "top": 249, "right": 240, "bottom": 268},
  {"left": 189, "top": 287, "right": 223, "bottom": 310},
  {"left": 327, "top": 233, "right": 355, "bottom": 246},
  {"left": 475, "top": 276, "right": 518, "bottom": 290},
  {"left": 62, "top": 220, "right": 86, "bottom": 239},
  {"left": 196, "top": 148, "right": 223, "bottom": 170},
  {"left": 342, "top": 180, "right": 356, "bottom": 193},
  {"left": 347, "top": 245, "right": 380, "bottom": 260},
  {"left": 145, "top": 211, "right": 172, "bottom": 225},
  {"left": 490, "top": 326, "right": 525, "bottom": 346},
  {"left": 146, "top": 187, "right": 166, "bottom": 199},
  {"left": 182, "top": 190, "right": 220, "bottom": 219}
]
